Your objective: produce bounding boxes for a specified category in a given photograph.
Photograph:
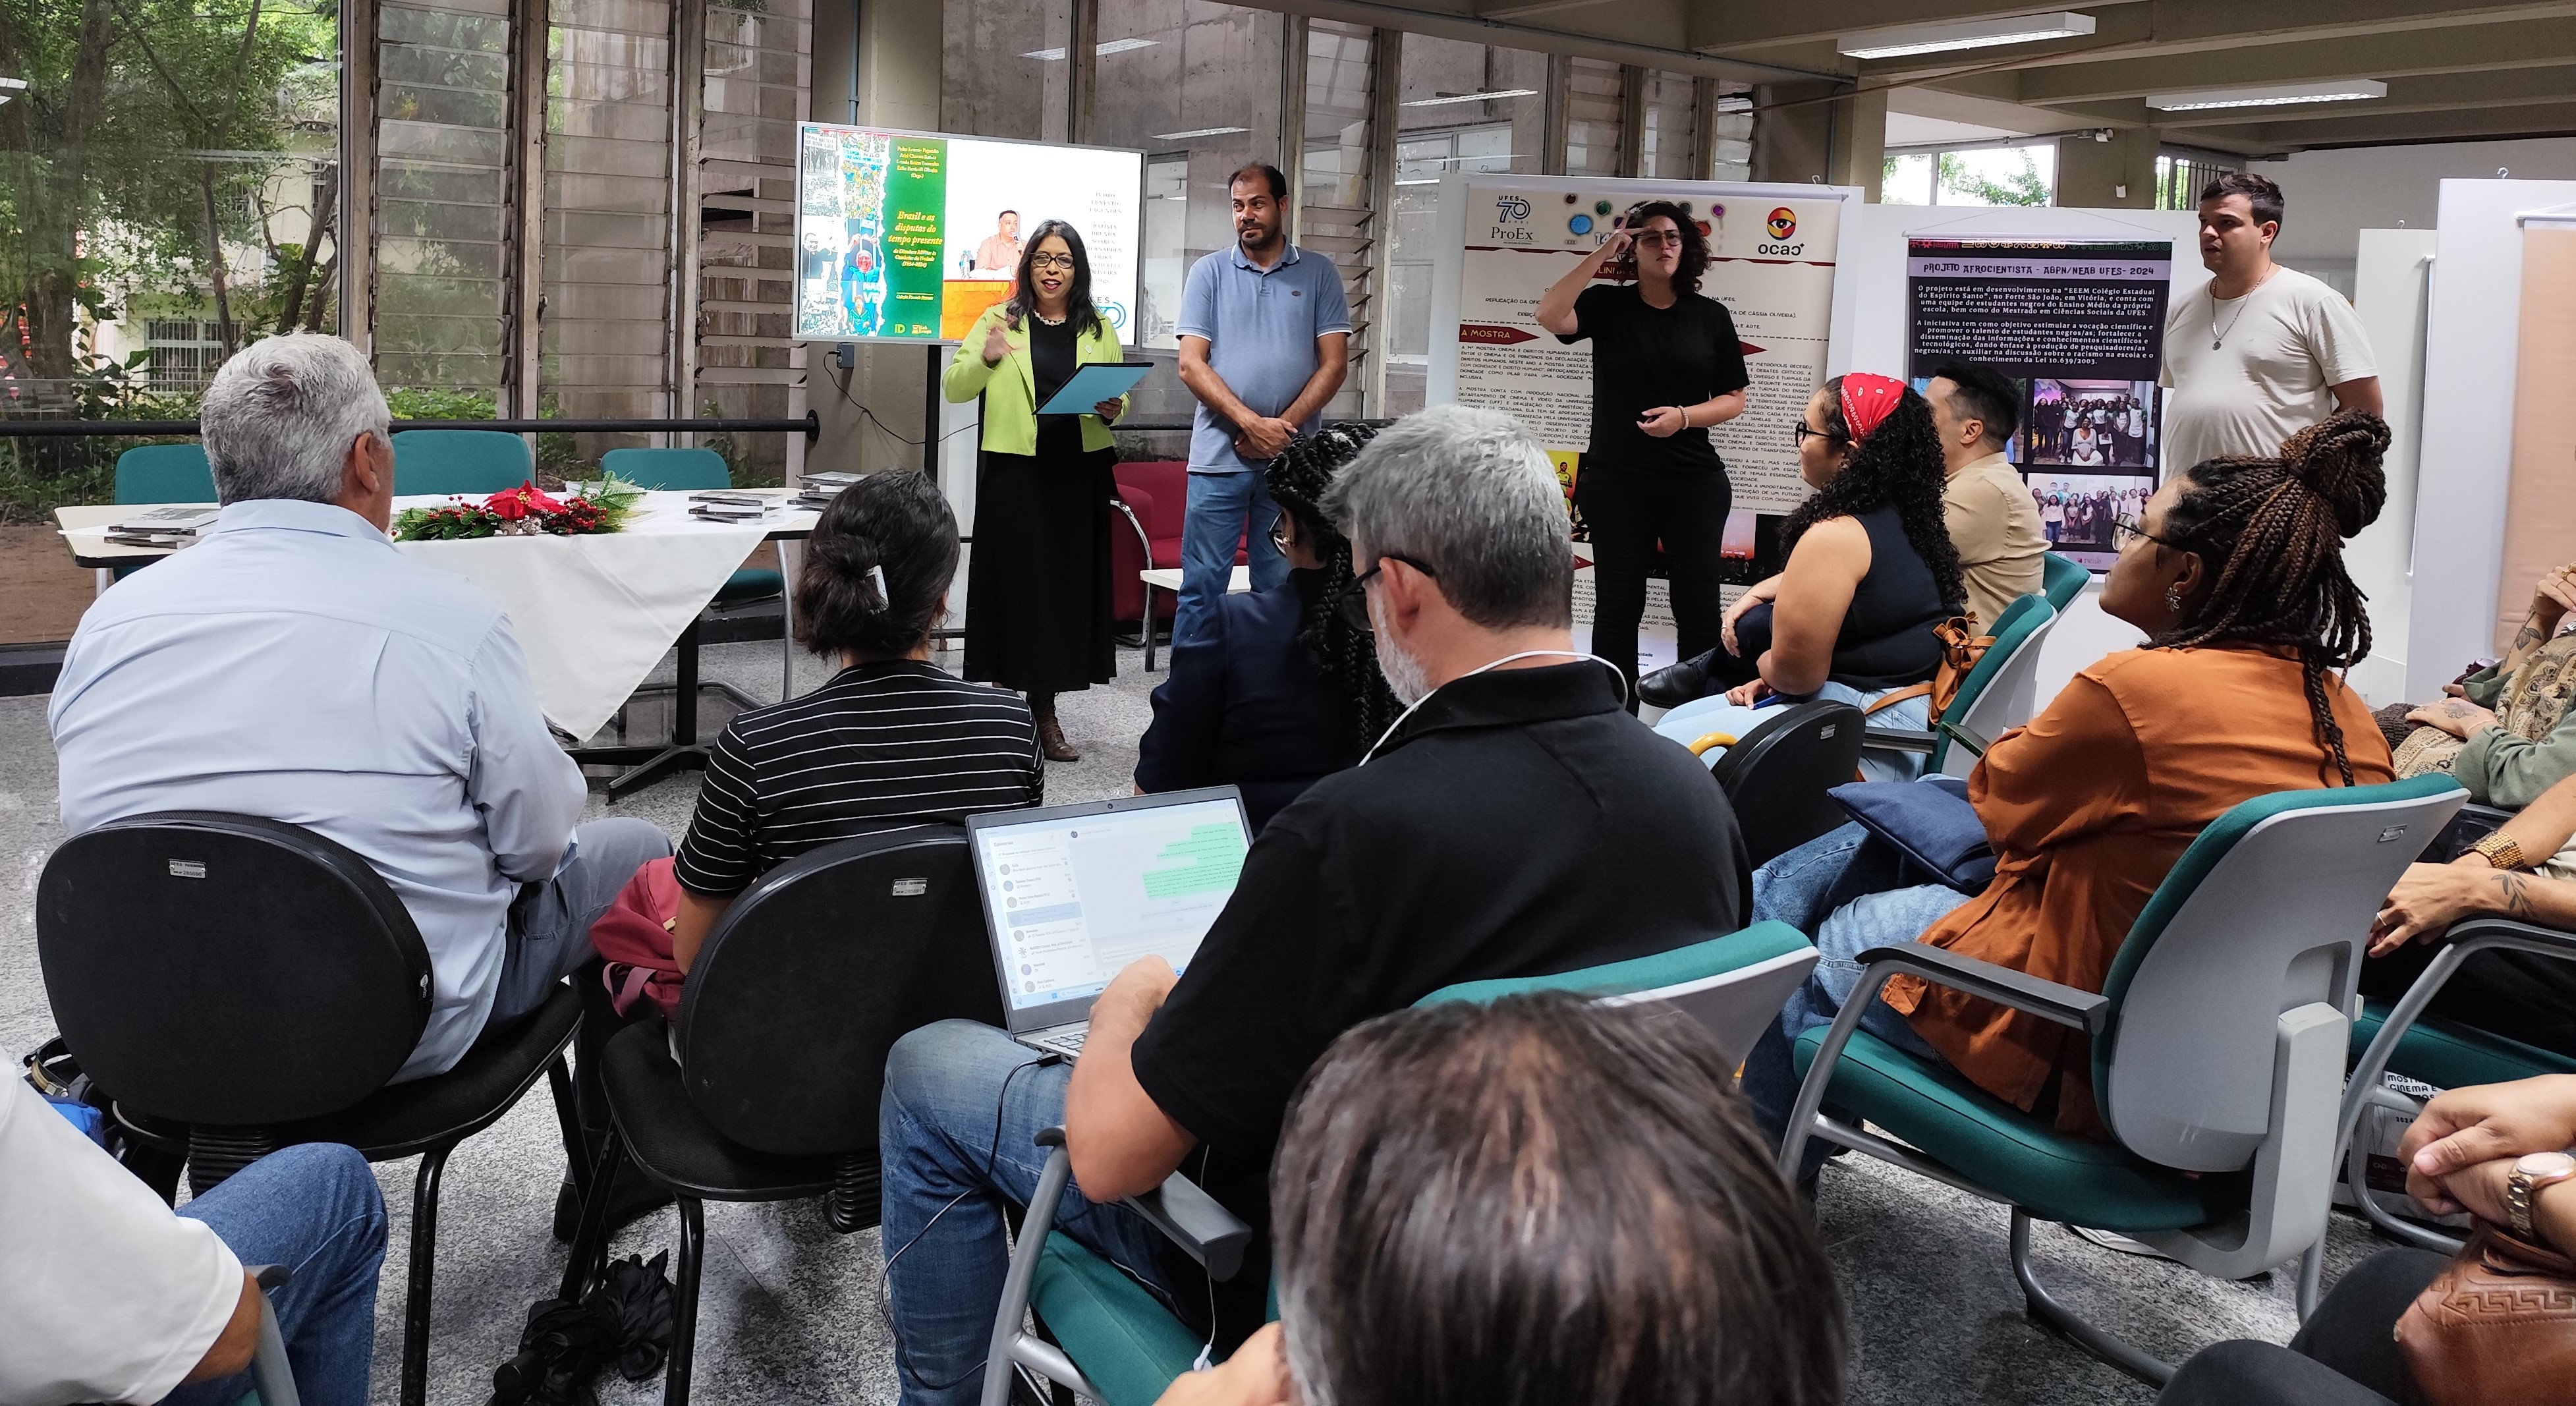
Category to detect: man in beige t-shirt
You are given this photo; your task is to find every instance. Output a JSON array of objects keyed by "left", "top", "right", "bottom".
[
  {"left": 2161, "top": 172, "right": 2380, "bottom": 472},
  {"left": 1927, "top": 362, "right": 2046, "bottom": 629}
]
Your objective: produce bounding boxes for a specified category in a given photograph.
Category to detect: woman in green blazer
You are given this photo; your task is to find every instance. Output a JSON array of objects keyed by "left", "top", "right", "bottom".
[{"left": 943, "top": 219, "right": 1129, "bottom": 762}]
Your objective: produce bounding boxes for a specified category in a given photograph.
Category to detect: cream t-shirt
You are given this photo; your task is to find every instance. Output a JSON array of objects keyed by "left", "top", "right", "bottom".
[
  {"left": 1943, "top": 451, "right": 2048, "bottom": 630},
  {"left": 0, "top": 1077, "right": 244, "bottom": 1405},
  {"left": 2160, "top": 265, "right": 2375, "bottom": 472}
]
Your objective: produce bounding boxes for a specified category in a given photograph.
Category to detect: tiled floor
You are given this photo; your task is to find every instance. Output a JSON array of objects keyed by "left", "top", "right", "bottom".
[{"left": 0, "top": 639, "right": 2399, "bottom": 1405}]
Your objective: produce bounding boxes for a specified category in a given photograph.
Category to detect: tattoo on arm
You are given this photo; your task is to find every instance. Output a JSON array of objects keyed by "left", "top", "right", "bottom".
[
  {"left": 2496, "top": 872, "right": 2535, "bottom": 920},
  {"left": 2514, "top": 618, "right": 2543, "bottom": 652}
]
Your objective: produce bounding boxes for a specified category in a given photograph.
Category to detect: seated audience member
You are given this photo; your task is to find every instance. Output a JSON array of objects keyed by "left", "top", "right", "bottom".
[
  {"left": 878, "top": 404, "right": 1750, "bottom": 1406},
  {"left": 48, "top": 334, "right": 670, "bottom": 1090},
  {"left": 1644, "top": 375, "right": 1964, "bottom": 780},
  {"left": 2366, "top": 766, "right": 2576, "bottom": 1057},
  {"left": 2380, "top": 559, "right": 2576, "bottom": 808},
  {"left": 1739, "top": 414, "right": 2396, "bottom": 1169},
  {"left": 671, "top": 470, "right": 1042, "bottom": 970},
  {"left": 1153, "top": 993, "right": 1845, "bottom": 1406},
  {"left": 1925, "top": 362, "right": 2046, "bottom": 630},
  {"left": 2158, "top": 1073, "right": 2576, "bottom": 1406},
  {"left": 1, "top": 1075, "right": 388, "bottom": 1406},
  {"left": 1134, "top": 424, "right": 1397, "bottom": 831}
]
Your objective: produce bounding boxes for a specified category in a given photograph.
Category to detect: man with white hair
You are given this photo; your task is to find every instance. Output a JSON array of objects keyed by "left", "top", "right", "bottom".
[
  {"left": 873, "top": 403, "right": 1749, "bottom": 1406},
  {"left": 50, "top": 335, "right": 669, "bottom": 1100}
]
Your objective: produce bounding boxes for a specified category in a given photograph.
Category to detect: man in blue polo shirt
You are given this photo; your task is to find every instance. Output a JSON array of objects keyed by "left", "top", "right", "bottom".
[{"left": 1173, "top": 161, "right": 1351, "bottom": 646}]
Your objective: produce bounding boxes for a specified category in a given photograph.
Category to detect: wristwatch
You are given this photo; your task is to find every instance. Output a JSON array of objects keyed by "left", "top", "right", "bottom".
[
  {"left": 2472, "top": 832, "right": 2527, "bottom": 871},
  {"left": 2507, "top": 1150, "right": 2576, "bottom": 1240}
]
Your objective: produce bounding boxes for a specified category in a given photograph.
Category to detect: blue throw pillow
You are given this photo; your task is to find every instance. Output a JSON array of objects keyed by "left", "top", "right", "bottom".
[{"left": 1829, "top": 775, "right": 1996, "bottom": 893}]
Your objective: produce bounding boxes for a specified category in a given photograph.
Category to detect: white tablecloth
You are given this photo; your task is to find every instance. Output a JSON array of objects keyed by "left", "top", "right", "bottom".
[{"left": 394, "top": 491, "right": 803, "bottom": 740}]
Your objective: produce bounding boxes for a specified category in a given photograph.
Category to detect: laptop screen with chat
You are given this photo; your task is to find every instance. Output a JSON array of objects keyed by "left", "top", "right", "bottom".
[{"left": 967, "top": 789, "right": 1251, "bottom": 1028}]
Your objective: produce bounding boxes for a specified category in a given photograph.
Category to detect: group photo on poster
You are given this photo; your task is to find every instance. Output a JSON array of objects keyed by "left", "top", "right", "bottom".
[{"left": 1905, "top": 237, "right": 2172, "bottom": 569}]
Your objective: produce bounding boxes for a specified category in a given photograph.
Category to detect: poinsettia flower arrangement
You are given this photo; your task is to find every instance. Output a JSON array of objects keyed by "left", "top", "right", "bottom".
[{"left": 393, "top": 476, "right": 645, "bottom": 541}]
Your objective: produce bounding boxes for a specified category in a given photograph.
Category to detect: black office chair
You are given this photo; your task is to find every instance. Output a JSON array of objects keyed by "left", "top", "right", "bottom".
[
  {"left": 35, "top": 812, "right": 586, "bottom": 1406},
  {"left": 1704, "top": 700, "right": 1868, "bottom": 872},
  {"left": 558, "top": 826, "right": 1007, "bottom": 1405}
]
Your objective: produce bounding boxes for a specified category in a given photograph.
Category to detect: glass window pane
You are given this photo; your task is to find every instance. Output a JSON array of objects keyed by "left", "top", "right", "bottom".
[
  {"left": 696, "top": 0, "right": 812, "bottom": 485},
  {"left": 943, "top": 0, "right": 1072, "bottom": 142},
  {"left": 1562, "top": 57, "right": 1623, "bottom": 178},
  {"left": 1386, "top": 33, "right": 1546, "bottom": 413},
  {"left": 1640, "top": 71, "right": 1697, "bottom": 181},
  {"left": 1936, "top": 146, "right": 2056, "bottom": 207},
  {"left": 1882, "top": 152, "right": 1934, "bottom": 205}
]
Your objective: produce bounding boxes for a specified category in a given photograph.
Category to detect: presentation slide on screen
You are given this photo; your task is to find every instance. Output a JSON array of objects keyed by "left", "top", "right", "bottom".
[
  {"left": 794, "top": 122, "right": 1142, "bottom": 344},
  {"left": 977, "top": 799, "right": 1246, "bottom": 1011},
  {"left": 1431, "top": 176, "right": 1845, "bottom": 664},
  {"left": 1904, "top": 238, "right": 2173, "bottom": 572}
]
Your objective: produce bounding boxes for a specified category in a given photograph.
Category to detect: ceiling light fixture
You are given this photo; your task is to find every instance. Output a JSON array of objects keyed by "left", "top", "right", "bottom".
[
  {"left": 1837, "top": 11, "right": 2095, "bottom": 60},
  {"left": 1021, "top": 37, "right": 1158, "bottom": 61},
  {"left": 2146, "top": 80, "right": 2388, "bottom": 111},
  {"left": 1401, "top": 88, "right": 1540, "bottom": 107},
  {"left": 1148, "top": 125, "right": 1248, "bottom": 140}
]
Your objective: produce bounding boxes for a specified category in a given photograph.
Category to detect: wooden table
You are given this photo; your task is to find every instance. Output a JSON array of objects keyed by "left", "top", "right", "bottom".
[{"left": 1136, "top": 565, "right": 1251, "bottom": 671}]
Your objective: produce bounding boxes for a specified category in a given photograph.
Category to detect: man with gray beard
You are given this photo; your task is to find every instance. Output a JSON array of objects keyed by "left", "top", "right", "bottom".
[{"left": 876, "top": 403, "right": 1748, "bottom": 1405}]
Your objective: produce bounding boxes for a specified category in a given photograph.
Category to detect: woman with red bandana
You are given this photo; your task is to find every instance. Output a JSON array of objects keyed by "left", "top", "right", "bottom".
[{"left": 1650, "top": 374, "right": 1965, "bottom": 782}]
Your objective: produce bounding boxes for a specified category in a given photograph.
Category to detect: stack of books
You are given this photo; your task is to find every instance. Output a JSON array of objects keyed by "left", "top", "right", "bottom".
[
  {"left": 105, "top": 504, "right": 222, "bottom": 548},
  {"left": 792, "top": 471, "right": 860, "bottom": 511}
]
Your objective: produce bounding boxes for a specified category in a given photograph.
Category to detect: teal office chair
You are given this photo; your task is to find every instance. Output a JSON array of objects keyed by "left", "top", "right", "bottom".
[
  {"left": 1862, "top": 592, "right": 2058, "bottom": 777},
  {"left": 2298, "top": 915, "right": 2576, "bottom": 1313},
  {"left": 2040, "top": 550, "right": 2089, "bottom": 613},
  {"left": 104, "top": 443, "right": 221, "bottom": 585},
  {"left": 980, "top": 922, "right": 1825, "bottom": 1406},
  {"left": 390, "top": 430, "right": 532, "bottom": 496},
  {"left": 1777, "top": 775, "right": 2465, "bottom": 1385},
  {"left": 242, "top": 1264, "right": 301, "bottom": 1406}
]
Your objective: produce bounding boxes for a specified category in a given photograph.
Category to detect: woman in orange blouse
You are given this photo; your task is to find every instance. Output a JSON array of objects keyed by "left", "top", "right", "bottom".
[{"left": 1741, "top": 414, "right": 2397, "bottom": 1172}]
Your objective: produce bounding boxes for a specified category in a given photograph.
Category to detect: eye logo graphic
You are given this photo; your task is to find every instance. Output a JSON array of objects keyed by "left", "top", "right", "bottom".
[
  {"left": 1766, "top": 208, "right": 1797, "bottom": 240},
  {"left": 1495, "top": 195, "right": 1532, "bottom": 222}
]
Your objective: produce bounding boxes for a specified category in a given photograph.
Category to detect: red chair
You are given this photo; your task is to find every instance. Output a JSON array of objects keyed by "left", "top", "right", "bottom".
[{"left": 1109, "top": 461, "right": 1245, "bottom": 671}]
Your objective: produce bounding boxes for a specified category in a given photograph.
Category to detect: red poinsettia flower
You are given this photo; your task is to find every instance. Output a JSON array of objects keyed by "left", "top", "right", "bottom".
[{"left": 484, "top": 481, "right": 567, "bottom": 521}]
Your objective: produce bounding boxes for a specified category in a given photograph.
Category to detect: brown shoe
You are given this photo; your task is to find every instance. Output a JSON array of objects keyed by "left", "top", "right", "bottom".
[{"left": 1037, "top": 716, "right": 1080, "bottom": 763}]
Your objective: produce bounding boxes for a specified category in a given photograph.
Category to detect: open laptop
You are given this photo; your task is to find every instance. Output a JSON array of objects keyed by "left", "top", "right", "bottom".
[{"left": 965, "top": 786, "right": 1253, "bottom": 1059}]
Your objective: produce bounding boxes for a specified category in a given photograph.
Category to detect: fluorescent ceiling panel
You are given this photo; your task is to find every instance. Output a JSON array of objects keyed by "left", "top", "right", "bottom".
[
  {"left": 1838, "top": 12, "right": 2095, "bottom": 59},
  {"left": 2146, "top": 80, "right": 2388, "bottom": 111},
  {"left": 1149, "top": 126, "right": 1248, "bottom": 140},
  {"left": 1021, "top": 38, "right": 1158, "bottom": 61},
  {"left": 1401, "top": 88, "right": 1541, "bottom": 107}
]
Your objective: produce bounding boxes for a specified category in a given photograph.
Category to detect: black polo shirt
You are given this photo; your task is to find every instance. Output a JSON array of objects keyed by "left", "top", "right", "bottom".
[{"left": 1129, "top": 661, "right": 1747, "bottom": 1318}]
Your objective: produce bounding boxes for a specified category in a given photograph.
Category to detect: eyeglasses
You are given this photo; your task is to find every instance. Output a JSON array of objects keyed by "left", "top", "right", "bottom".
[
  {"left": 1028, "top": 253, "right": 1076, "bottom": 271},
  {"left": 1268, "top": 513, "right": 1292, "bottom": 555},
  {"left": 1335, "top": 554, "right": 1437, "bottom": 634},
  {"left": 1631, "top": 229, "right": 1685, "bottom": 248},
  {"left": 2111, "top": 515, "right": 2176, "bottom": 553},
  {"left": 1792, "top": 420, "right": 1844, "bottom": 447}
]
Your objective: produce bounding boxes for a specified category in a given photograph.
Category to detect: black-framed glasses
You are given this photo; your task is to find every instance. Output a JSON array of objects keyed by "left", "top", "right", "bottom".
[
  {"left": 2111, "top": 515, "right": 2175, "bottom": 553},
  {"left": 1268, "top": 513, "right": 1292, "bottom": 555},
  {"left": 1028, "top": 252, "right": 1076, "bottom": 271},
  {"left": 1336, "top": 554, "right": 1437, "bottom": 634},
  {"left": 1792, "top": 420, "right": 1843, "bottom": 447}
]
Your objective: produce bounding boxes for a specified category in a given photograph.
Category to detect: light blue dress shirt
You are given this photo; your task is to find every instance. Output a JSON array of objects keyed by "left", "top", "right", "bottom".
[
  {"left": 1175, "top": 241, "right": 1353, "bottom": 474},
  {"left": 50, "top": 499, "right": 587, "bottom": 1082}
]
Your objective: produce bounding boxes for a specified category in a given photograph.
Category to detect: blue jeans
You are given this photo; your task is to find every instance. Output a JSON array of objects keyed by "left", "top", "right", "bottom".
[
  {"left": 1655, "top": 683, "right": 1930, "bottom": 784},
  {"left": 880, "top": 1020, "right": 1189, "bottom": 1406},
  {"left": 1738, "top": 822, "right": 1971, "bottom": 1181},
  {"left": 165, "top": 1142, "right": 388, "bottom": 1406},
  {"left": 1175, "top": 470, "right": 1289, "bottom": 648}
]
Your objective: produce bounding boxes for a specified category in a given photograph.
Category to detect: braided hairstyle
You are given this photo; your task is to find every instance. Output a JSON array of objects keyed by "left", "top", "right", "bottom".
[
  {"left": 2153, "top": 412, "right": 2389, "bottom": 786},
  {"left": 1265, "top": 422, "right": 1403, "bottom": 743},
  {"left": 1778, "top": 377, "right": 1967, "bottom": 617}
]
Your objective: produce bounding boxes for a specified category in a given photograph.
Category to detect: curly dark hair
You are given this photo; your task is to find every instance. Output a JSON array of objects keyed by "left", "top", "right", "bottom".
[
  {"left": 1778, "top": 377, "right": 1966, "bottom": 618},
  {"left": 2153, "top": 412, "right": 2390, "bottom": 786},
  {"left": 1621, "top": 200, "right": 1710, "bottom": 296},
  {"left": 1266, "top": 422, "right": 1403, "bottom": 743},
  {"left": 1002, "top": 219, "right": 1106, "bottom": 340},
  {"left": 794, "top": 470, "right": 960, "bottom": 661}
]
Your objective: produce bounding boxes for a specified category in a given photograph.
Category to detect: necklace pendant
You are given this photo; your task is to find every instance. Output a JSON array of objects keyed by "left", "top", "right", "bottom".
[{"left": 2212, "top": 338, "right": 2223, "bottom": 351}]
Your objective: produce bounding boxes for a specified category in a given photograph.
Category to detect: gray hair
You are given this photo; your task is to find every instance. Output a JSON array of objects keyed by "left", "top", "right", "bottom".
[
  {"left": 199, "top": 334, "right": 392, "bottom": 505},
  {"left": 1318, "top": 403, "right": 1571, "bottom": 630}
]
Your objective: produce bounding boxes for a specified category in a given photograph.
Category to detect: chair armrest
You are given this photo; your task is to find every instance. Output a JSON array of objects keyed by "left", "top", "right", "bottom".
[
  {"left": 1121, "top": 1174, "right": 1252, "bottom": 1282},
  {"left": 1032, "top": 1127, "right": 1252, "bottom": 1281},
  {"left": 2461, "top": 802, "right": 2516, "bottom": 827},
  {"left": 1109, "top": 498, "right": 1153, "bottom": 563},
  {"left": 1862, "top": 727, "right": 1937, "bottom": 755},
  {"left": 2443, "top": 916, "right": 2576, "bottom": 961},
  {"left": 1853, "top": 944, "right": 2110, "bottom": 1034}
]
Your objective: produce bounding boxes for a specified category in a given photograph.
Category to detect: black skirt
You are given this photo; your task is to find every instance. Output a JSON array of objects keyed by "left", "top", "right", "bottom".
[{"left": 963, "top": 438, "right": 1117, "bottom": 692}]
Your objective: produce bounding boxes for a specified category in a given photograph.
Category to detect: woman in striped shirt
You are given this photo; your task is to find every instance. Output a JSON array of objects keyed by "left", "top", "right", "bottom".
[{"left": 669, "top": 471, "right": 1044, "bottom": 970}]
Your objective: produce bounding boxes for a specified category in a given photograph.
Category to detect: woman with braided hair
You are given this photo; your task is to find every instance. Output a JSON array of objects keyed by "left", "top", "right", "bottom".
[
  {"left": 1739, "top": 413, "right": 2399, "bottom": 1171},
  {"left": 1134, "top": 423, "right": 1395, "bottom": 831}
]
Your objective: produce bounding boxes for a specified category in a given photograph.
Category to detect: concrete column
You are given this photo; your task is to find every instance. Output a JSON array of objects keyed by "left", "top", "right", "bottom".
[
  {"left": 808, "top": 0, "right": 946, "bottom": 479},
  {"left": 1750, "top": 81, "right": 1835, "bottom": 186},
  {"left": 1828, "top": 85, "right": 1886, "bottom": 202},
  {"left": 2056, "top": 127, "right": 2160, "bottom": 209}
]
